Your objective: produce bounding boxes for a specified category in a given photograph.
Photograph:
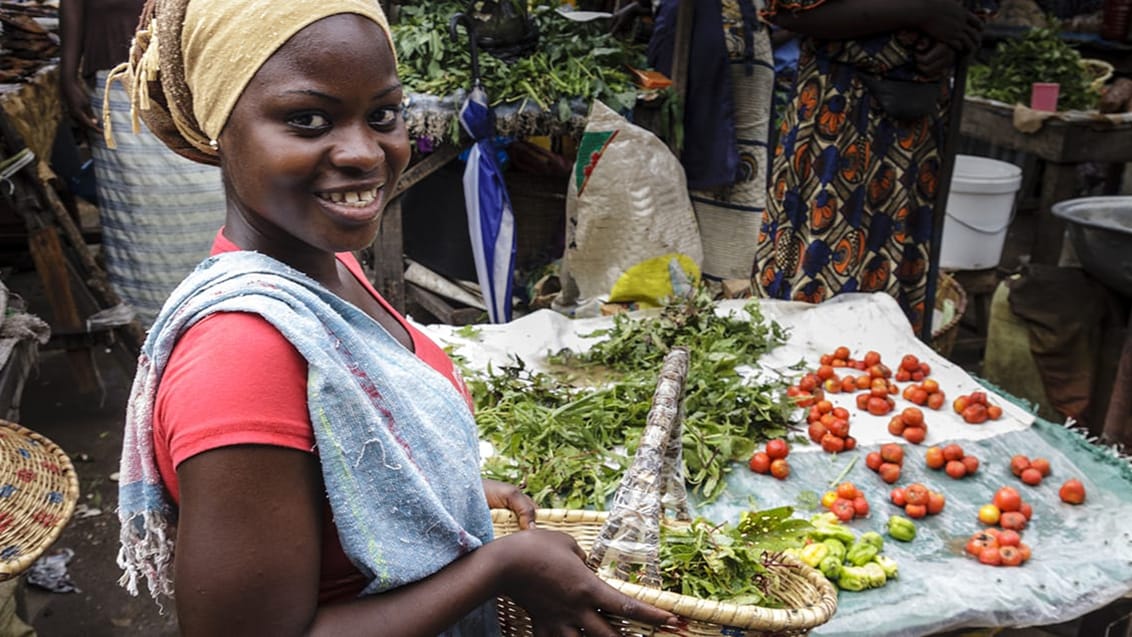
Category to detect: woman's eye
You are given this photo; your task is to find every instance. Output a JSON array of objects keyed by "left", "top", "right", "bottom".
[
  {"left": 370, "top": 107, "right": 401, "bottom": 129},
  {"left": 288, "top": 113, "right": 330, "bottom": 131}
]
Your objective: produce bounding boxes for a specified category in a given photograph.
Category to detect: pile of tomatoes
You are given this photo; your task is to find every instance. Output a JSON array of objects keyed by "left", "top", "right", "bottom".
[
  {"left": 748, "top": 439, "right": 791, "bottom": 480},
  {"left": 965, "top": 528, "right": 1032, "bottom": 567},
  {"left": 893, "top": 354, "right": 932, "bottom": 383},
  {"left": 821, "top": 482, "right": 870, "bottom": 522},
  {"left": 901, "top": 379, "right": 946, "bottom": 411},
  {"left": 953, "top": 391, "right": 1004, "bottom": 424},
  {"left": 805, "top": 400, "right": 857, "bottom": 454},
  {"left": 925, "top": 443, "right": 980, "bottom": 479},
  {"left": 977, "top": 486, "right": 1032, "bottom": 531},
  {"left": 1009, "top": 454, "right": 1051, "bottom": 486},
  {"left": 889, "top": 482, "right": 946, "bottom": 519},
  {"left": 865, "top": 443, "right": 906, "bottom": 484},
  {"left": 886, "top": 407, "right": 929, "bottom": 444}
]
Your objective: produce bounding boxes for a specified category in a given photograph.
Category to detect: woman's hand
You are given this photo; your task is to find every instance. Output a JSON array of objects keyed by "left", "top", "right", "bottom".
[
  {"left": 61, "top": 76, "right": 99, "bottom": 134},
  {"left": 917, "top": 0, "right": 983, "bottom": 56},
  {"left": 483, "top": 478, "right": 537, "bottom": 530},
  {"left": 916, "top": 40, "right": 958, "bottom": 80},
  {"left": 494, "top": 529, "right": 678, "bottom": 636}
]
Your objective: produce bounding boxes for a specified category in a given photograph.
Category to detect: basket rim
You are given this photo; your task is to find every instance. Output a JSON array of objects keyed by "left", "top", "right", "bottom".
[
  {"left": 0, "top": 419, "right": 81, "bottom": 580},
  {"left": 931, "top": 271, "right": 968, "bottom": 340},
  {"left": 492, "top": 508, "right": 839, "bottom": 632}
]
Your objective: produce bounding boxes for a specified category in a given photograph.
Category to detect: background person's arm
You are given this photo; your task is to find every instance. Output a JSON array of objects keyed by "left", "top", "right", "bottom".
[
  {"left": 59, "top": 0, "right": 99, "bottom": 132},
  {"left": 769, "top": 0, "right": 982, "bottom": 54}
]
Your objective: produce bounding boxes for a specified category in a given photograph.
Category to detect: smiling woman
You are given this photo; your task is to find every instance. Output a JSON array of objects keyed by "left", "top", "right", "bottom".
[{"left": 108, "top": 1, "right": 678, "bottom": 636}]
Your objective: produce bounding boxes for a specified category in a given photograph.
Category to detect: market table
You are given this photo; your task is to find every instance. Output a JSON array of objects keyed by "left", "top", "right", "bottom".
[
  {"left": 422, "top": 293, "right": 1132, "bottom": 636},
  {"left": 958, "top": 96, "right": 1132, "bottom": 265}
]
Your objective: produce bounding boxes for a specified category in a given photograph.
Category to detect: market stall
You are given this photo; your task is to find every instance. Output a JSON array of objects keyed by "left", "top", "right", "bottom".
[{"left": 422, "top": 292, "right": 1132, "bottom": 636}]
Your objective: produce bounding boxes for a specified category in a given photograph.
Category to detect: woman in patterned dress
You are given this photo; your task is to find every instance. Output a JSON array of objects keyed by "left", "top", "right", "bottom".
[{"left": 754, "top": 0, "right": 983, "bottom": 332}]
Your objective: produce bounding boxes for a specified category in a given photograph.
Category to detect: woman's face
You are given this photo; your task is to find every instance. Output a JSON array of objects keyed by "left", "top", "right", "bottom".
[{"left": 218, "top": 14, "right": 410, "bottom": 261}]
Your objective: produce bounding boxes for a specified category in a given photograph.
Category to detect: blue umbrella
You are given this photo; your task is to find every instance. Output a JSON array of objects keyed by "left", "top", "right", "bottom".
[{"left": 452, "top": 14, "right": 516, "bottom": 323}]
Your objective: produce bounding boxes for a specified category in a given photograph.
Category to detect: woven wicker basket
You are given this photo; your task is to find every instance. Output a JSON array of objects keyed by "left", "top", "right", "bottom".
[
  {"left": 0, "top": 420, "right": 80, "bottom": 581},
  {"left": 492, "top": 348, "right": 838, "bottom": 636},
  {"left": 931, "top": 272, "right": 968, "bottom": 359}
]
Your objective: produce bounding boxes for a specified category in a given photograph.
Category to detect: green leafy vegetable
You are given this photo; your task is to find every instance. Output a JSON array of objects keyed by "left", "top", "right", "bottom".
[{"left": 967, "top": 25, "right": 1099, "bottom": 111}]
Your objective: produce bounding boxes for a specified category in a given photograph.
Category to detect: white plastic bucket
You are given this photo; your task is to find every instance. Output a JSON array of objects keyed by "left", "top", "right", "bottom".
[{"left": 939, "top": 155, "right": 1023, "bottom": 270}]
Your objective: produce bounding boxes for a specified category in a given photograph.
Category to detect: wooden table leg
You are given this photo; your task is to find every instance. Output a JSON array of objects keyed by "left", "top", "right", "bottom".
[
  {"left": 1102, "top": 310, "right": 1132, "bottom": 447},
  {"left": 372, "top": 195, "right": 405, "bottom": 313},
  {"left": 1031, "top": 161, "right": 1078, "bottom": 266}
]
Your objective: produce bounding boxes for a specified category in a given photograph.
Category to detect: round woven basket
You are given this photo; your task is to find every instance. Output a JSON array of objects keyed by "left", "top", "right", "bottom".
[
  {"left": 1081, "top": 58, "right": 1115, "bottom": 93},
  {"left": 493, "top": 509, "right": 838, "bottom": 636},
  {"left": 931, "top": 272, "right": 968, "bottom": 360},
  {"left": 0, "top": 420, "right": 80, "bottom": 581}
]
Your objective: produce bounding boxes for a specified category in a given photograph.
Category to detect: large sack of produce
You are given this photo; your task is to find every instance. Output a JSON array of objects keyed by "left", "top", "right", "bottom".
[{"left": 553, "top": 101, "right": 703, "bottom": 316}]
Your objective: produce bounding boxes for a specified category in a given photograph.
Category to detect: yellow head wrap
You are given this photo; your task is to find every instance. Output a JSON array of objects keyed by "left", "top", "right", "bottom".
[{"left": 106, "top": 0, "right": 394, "bottom": 165}]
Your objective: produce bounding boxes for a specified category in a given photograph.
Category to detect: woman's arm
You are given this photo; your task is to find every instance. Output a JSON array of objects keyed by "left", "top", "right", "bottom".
[
  {"left": 770, "top": 0, "right": 982, "bottom": 54},
  {"left": 174, "top": 446, "right": 675, "bottom": 637},
  {"left": 58, "top": 0, "right": 99, "bottom": 132}
]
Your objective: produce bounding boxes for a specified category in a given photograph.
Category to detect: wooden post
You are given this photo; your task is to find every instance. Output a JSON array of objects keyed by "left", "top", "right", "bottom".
[{"left": 373, "top": 196, "right": 406, "bottom": 313}]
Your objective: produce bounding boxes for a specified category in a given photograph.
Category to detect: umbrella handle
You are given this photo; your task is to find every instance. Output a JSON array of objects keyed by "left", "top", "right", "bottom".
[{"left": 449, "top": 12, "right": 483, "bottom": 88}]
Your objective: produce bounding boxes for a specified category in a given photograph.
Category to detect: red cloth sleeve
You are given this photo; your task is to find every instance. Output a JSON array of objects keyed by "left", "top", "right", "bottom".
[{"left": 153, "top": 312, "right": 313, "bottom": 503}]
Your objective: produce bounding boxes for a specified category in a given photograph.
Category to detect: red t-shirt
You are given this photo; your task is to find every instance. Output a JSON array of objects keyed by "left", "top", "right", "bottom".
[{"left": 153, "top": 231, "right": 472, "bottom": 604}]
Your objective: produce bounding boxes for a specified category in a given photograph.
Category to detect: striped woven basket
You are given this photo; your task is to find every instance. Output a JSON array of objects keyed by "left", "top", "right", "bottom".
[
  {"left": 492, "top": 348, "right": 839, "bottom": 636},
  {"left": 0, "top": 420, "right": 80, "bottom": 581}
]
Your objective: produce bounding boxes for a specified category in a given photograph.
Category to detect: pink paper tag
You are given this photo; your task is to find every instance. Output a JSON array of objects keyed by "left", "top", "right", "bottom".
[{"left": 1030, "top": 83, "right": 1060, "bottom": 112}]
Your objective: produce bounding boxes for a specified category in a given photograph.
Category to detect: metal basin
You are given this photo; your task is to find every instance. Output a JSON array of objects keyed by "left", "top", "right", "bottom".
[{"left": 1051, "top": 196, "right": 1132, "bottom": 298}]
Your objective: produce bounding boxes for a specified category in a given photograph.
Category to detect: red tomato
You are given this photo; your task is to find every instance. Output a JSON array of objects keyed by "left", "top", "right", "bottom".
[
  {"left": 901, "top": 354, "right": 920, "bottom": 372},
  {"left": 840, "top": 376, "right": 858, "bottom": 393},
  {"left": 852, "top": 496, "right": 870, "bottom": 517},
  {"left": 799, "top": 374, "right": 819, "bottom": 392},
  {"left": 1019, "top": 502, "right": 1033, "bottom": 521},
  {"left": 1017, "top": 543, "right": 1032, "bottom": 563},
  {"left": 831, "top": 498, "right": 855, "bottom": 522},
  {"left": 821, "top": 433, "right": 846, "bottom": 454},
  {"left": 888, "top": 417, "right": 907, "bottom": 437},
  {"left": 1010, "top": 455, "right": 1031, "bottom": 477},
  {"left": 902, "top": 407, "right": 924, "bottom": 427},
  {"left": 953, "top": 396, "right": 969, "bottom": 414},
  {"left": 902, "top": 426, "right": 926, "bottom": 445},
  {"left": 962, "top": 404, "right": 989, "bottom": 424},
  {"left": 993, "top": 487, "right": 1022, "bottom": 512},
  {"left": 1059, "top": 478, "right": 1086, "bottom": 504},
  {"left": 834, "top": 346, "right": 851, "bottom": 361},
  {"left": 836, "top": 482, "right": 860, "bottom": 500},
  {"left": 924, "top": 446, "right": 945, "bottom": 470},
  {"left": 922, "top": 378, "right": 940, "bottom": 395},
  {"left": 1000, "top": 511, "right": 1028, "bottom": 531},
  {"left": 998, "top": 546, "right": 1023, "bottom": 567},
  {"left": 904, "top": 503, "right": 927, "bottom": 519},
  {"left": 919, "top": 362, "right": 932, "bottom": 377},
  {"left": 866, "top": 451, "right": 884, "bottom": 471},
  {"left": 987, "top": 404, "right": 1004, "bottom": 420},
  {"left": 927, "top": 491, "right": 946, "bottom": 515},
  {"left": 765, "top": 439, "right": 790, "bottom": 460},
  {"left": 879, "top": 463, "right": 901, "bottom": 484},
  {"left": 880, "top": 443, "right": 905, "bottom": 465},
  {"left": 1030, "top": 457, "right": 1051, "bottom": 477},
  {"left": 864, "top": 351, "right": 882, "bottom": 367},
  {"left": 748, "top": 452, "right": 771, "bottom": 474},
  {"left": 895, "top": 369, "right": 912, "bottom": 383},
  {"left": 816, "top": 365, "right": 836, "bottom": 381},
  {"left": 942, "top": 444, "right": 965, "bottom": 462},
  {"left": 890, "top": 487, "right": 907, "bottom": 507},
  {"left": 979, "top": 546, "right": 1002, "bottom": 566},
  {"left": 904, "top": 483, "right": 930, "bottom": 506},
  {"left": 945, "top": 460, "right": 967, "bottom": 480},
  {"left": 1020, "top": 467, "right": 1043, "bottom": 486},
  {"left": 815, "top": 400, "right": 834, "bottom": 414},
  {"left": 996, "top": 530, "right": 1021, "bottom": 547},
  {"left": 966, "top": 531, "right": 999, "bottom": 556},
  {"left": 926, "top": 392, "right": 945, "bottom": 411},
  {"left": 770, "top": 459, "right": 791, "bottom": 480},
  {"left": 970, "top": 391, "right": 988, "bottom": 406},
  {"left": 820, "top": 354, "right": 833, "bottom": 366},
  {"left": 822, "top": 378, "right": 842, "bottom": 395},
  {"left": 856, "top": 393, "right": 871, "bottom": 411},
  {"left": 828, "top": 418, "right": 851, "bottom": 439},
  {"left": 960, "top": 455, "right": 980, "bottom": 475},
  {"left": 832, "top": 407, "right": 851, "bottom": 421},
  {"left": 808, "top": 422, "right": 828, "bottom": 443},
  {"left": 844, "top": 436, "right": 858, "bottom": 451}
]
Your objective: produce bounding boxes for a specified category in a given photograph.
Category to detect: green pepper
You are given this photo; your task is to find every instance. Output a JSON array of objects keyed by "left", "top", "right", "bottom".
[
  {"left": 862, "top": 562, "right": 887, "bottom": 588},
  {"left": 874, "top": 555, "right": 899, "bottom": 579},
  {"left": 858, "top": 531, "right": 884, "bottom": 551},
  {"left": 800, "top": 542, "right": 830, "bottom": 568},
  {"left": 821, "top": 538, "right": 847, "bottom": 562},
  {"left": 819, "top": 555, "right": 842, "bottom": 580},
  {"left": 837, "top": 565, "right": 870, "bottom": 591},
  {"left": 886, "top": 515, "right": 917, "bottom": 542},
  {"left": 808, "top": 516, "right": 856, "bottom": 545},
  {"left": 846, "top": 541, "right": 879, "bottom": 567}
]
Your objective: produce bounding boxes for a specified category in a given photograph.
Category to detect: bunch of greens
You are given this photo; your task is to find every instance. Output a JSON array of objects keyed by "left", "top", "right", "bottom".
[
  {"left": 649, "top": 507, "right": 813, "bottom": 605},
  {"left": 467, "top": 287, "right": 796, "bottom": 508},
  {"left": 392, "top": 1, "right": 643, "bottom": 119},
  {"left": 967, "top": 26, "right": 1099, "bottom": 111}
]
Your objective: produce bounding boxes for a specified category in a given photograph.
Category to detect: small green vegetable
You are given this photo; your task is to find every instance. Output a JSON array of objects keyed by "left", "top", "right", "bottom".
[
  {"left": 846, "top": 541, "right": 879, "bottom": 567},
  {"left": 858, "top": 531, "right": 885, "bottom": 551},
  {"left": 874, "top": 555, "right": 899, "bottom": 579},
  {"left": 837, "top": 566, "right": 871, "bottom": 591},
  {"left": 821, "top": 538, "right": 847, "bottom": 562},
  {"left": 886, "top": 515, "right": 917, "bottom": 542},
  {"left": 800, "top": 542, "right": 830, "bottom": 568},
  {"left": 862, "top": 562, "right": 888, "bottom": 588},
  {"left": 819, "top": 555, "right": 842, "bottom": 580}
]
